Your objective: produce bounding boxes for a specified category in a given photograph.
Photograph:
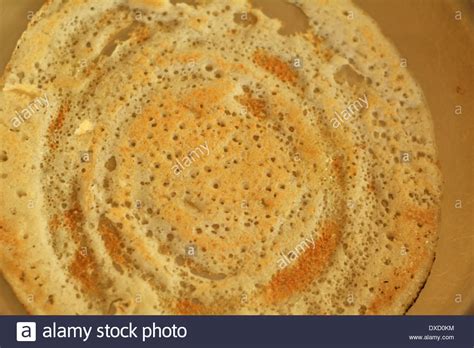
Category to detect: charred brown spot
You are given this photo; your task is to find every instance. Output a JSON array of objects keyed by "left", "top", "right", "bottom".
[
  {"left": 331, "top": 155, "right": 346, "bottom": 184},
  {"left": 64, "top": 206, "right": 83, "bottom": 240},
  {"left": 48, "top": 102, "right": 69, "bottom": 150},
  {"left": 264, "top": 221, "right": 340, "bottom": 303},
  {"left": 63, "top": 180, "right": 88, "bottom": 245},
  {"left": 181, "top": 80, "right": 232, "bottom": 117},
  {"left": 253, "top": 50, "right": 298, "bottom": 85},
  {"left": 69, "top": 250, "right": 99, "bottom": 293},
  {"left": 98, "top": 215, "right": 128, "bottom": 267},
  {"left": 48, "top": 214, "right": 60, "bottom": 232},
  {"left": 174, "top": 299, "right": 211, "bottom": 315},
  {"left": 235, "top": 89, "right": 268, "bottom": 119},
  {"left": 308, "top": 34, "right": 334, "bottom": 62},
  {"left": 403, "top": 208, "right": 437, "bottom": 228},
  {"left": 52, "top": 104, "right": 67, "bottom": 131}
]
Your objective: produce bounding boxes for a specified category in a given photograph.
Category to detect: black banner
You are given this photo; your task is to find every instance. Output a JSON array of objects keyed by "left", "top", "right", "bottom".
[{"left": 1, "top": 315, "right": 473, "bottom": 347}]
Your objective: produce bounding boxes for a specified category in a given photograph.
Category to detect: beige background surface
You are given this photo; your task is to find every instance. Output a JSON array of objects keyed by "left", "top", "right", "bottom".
[{"left": 0, "top": 0, "right": 472, "bottom": 315}]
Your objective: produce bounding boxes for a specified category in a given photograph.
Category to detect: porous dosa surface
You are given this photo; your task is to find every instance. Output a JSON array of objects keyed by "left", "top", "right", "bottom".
[{"left": 0, "top": 0, "right": 441, "bottom": 314}]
